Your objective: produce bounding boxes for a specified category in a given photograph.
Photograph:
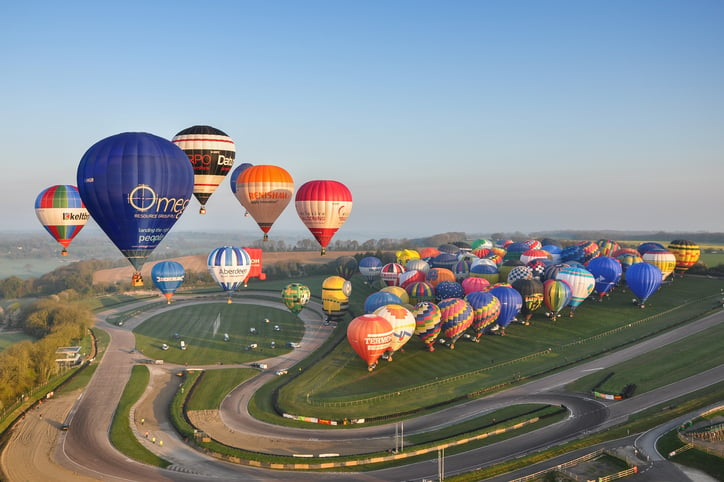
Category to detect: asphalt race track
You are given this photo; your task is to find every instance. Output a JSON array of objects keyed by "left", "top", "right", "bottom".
[{"left": 3, "top": 293, "right": 722, "bottom": 481}]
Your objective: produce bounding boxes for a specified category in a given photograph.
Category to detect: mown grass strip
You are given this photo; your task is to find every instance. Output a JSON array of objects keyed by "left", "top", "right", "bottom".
[
  {"left": 109, "top": 365, "right": 170, "bottom": 468},
  {"left": 186, "top": 368, "right": 256, "bottom": 410}
]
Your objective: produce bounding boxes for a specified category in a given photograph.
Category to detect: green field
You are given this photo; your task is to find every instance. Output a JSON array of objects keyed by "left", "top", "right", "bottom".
[
  {"left": 277, "top": 275, "right": 722, "bottom": 419},
  {"left": 567, "top": 321, "right": 724, "bottom": 395},
  {"left": 132, "top": 303, "right": 305, "bottom": 365},
  {"left": 0, "top": 331, "right": 32, "bottom": 352}
]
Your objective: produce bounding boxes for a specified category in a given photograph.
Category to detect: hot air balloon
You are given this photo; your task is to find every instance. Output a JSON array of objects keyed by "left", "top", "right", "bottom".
[
  {"left": 555, "top": 266, "right": 595, "bottom": 317},
  {"left": 229, "top": 162, "right": 253, "bottom": 216},
  {"left": 207, "top": 246, "right": 252, "bottom": 303},
  {"left": 281, "top": 283, "right": 311, "bottom": 315},
  {"left": 642, "top": 249, "right": 677, "bottom": 281},
  {"left": 465, "top": 291, "right": 501, "bottom": 340},
  {"left": 235, "top": 165, "right": 294, "bottom": 241},
  {"left": 503, "top": 242, "right": 527, "bottom": 262},
  {"left": 34, "top": 185, "right": 89, "bottom": 256},
  {"left": 511, "top": 278, "right": 544, "bottom": 324},
  {"left": 364, "top": 291, "right": 402, "bottom": 314},
  {"left": 541, "top": 263, "right": 570, "bottom": 281},
  {"left": 543, "top": 279, "right": 572, "bottom": 319},
  {"left": 347, "top": 314, "right": 393, "bottom": 371},
  {"left": 469, "top": 263, "right": 499, "bottom": 284},
  {"left": 520, "top": 249, "right": 550, "bottom": 265},
  {"left": 597, "top": 239, "right": 621, "bottom": 258},
  {"left": 461, "top": 276, "right": 490, "bottom": 295},
  {"left": 375, "top": 304, "right": 416, "bottom": 361},
  {"left": 172, "top": 125, "right": 235, "bottom": 214},
  {"left": 488, "top": 285, "right": 522, "bottom": 334},
  {"left": 406, "top": 258, "right": 431, "bottom": 274},
  {"left": 587, "top": 256, "right": 622, "bottom": 300},
  {"left": 229, "top": 163, "right": 253, "bottom": 195},
  {"left": 406, "top": 281, "right": 436, "bottom": 305},
  {"left": 668, "top": 240, "right": 701, "bottom": 276},
  {"left": 425, "top": 267, "right": 456, "bottom": 289},
  {"left": 359, "top": 256, "right": 383, "bottom": 284},
  {"left": 151, "top": 261, "right": 185, "bottom": 304},
  {"left": 637, "top": 242, "right": 665, "bottom": 256},
  {"left": 507, "top": 265, "right": 533, "bottom": 284},
  {"left": 626, "top": 262, "right": 663, "bottom": 308},
  {"left": 398, "top": 269, "right": 427, "bottom": 289},
  {"left": 77, "top": 132, "right": 194, "bottom": 286},
  {"left": 380, "top": 285, "right": 410, "bottom": 305},
  {"left": 471, "top": 239, "right": 493, "bottom": 250},
  {"left": 295, "top": 180, "right": 352, "bottom": 255},
  {"left": 322, "top": 275, "right": 352, "bottom": 322},
  {"left": 560, "top": 245, "right": 584, "bottom": 264},
  {"left": 380, "top": 262, "right": 405, "bottom": 286},
  {"left": 438, "top": 298, "right": 474, "bottom": 349},
  {"left": 412, "top": 301, "right": 442, "bottom": 351},
  {"left": 430, "top": 252, "right": 459, "bottom": 271},
  {"left": 335, "top": 256, "right": 358, "bottom": 280},
  {"left": 396, "top": 249, "right": 420, "bottom": 266},
  {"left": 576, "top": 241, "right": 600, "bottom": 264},
  {"left": 418, "top": 247, "right": 440, "bottom": 259},
  {"left": 435, "top": 281, "right": 465, "bottom": 301}
]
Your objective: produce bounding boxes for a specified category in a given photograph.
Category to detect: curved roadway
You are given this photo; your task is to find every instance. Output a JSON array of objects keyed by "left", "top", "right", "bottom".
[{"left": 3, "top": 293, "right": 722, "bottom": 481}]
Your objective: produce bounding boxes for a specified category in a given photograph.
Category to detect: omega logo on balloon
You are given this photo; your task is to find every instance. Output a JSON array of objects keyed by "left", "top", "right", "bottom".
[{"left": 128, "top": 184, "right": 190, "bottom": 217}]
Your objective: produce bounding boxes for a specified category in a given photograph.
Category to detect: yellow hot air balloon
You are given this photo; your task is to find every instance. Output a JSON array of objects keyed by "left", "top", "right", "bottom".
[
  {"left": 667, "top": 240, "right": 701, "bottom": 277},
  {"left": 235, "top": 165, "right": 294, "bottom": 241}
]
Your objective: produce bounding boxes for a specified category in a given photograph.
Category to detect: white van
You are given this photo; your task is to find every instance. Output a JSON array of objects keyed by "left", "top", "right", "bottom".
[
  {"left": 161, "top": 343, "right": 169, "bottom": 351},
  {"left": 180, "top": 340, "right": 187, "bottom": 350}
]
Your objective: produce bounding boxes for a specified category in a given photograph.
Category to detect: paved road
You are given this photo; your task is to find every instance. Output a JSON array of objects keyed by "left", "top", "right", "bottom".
[{"left": 3, "top": 294, "right": 721, "bottom": 481}]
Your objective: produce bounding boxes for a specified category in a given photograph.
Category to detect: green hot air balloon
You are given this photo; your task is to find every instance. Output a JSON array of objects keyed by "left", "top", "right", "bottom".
[{"left": 282, "top": 283, "right": 311, "bottom": 315}]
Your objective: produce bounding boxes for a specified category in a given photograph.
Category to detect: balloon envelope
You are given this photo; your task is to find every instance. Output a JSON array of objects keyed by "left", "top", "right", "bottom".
[
  {"left": 235, "top": 165, "right": 294, "bottom": 240},
  {"left": 281, "top": 283, "right": 311, "bottom": 314},
  {"left": 488, "top": 285, "right": 522, "bottom": 329},
  {"left": 465, "top": 291, "right": 501, "bottom": 339},
  {"left": 335, "top": 256, "right": 358, "bottom": 280},
  {"left": 364, "top": 291, "right": 402, "bottom": 314},
  {"left": 438, "top": 298, "right": 474, "bottom": 347},
  {"left": 543, "top": 279, "right": 573, "bottom": 318},
  {"left": 626, "top": 262, "right": 662, "bottom": 306},
  {"left": 34, "top": 184, "right": 89, "bottom": 256},
  {"left": 322, "top": 275, "right": 352, "bottom": 321},
  {"left": 229, "top": 163, "right": 253, "bottom": 195},
  {"left": 295, "top": 180, "right": 352, "bottom": 255},
  {"left": 207, "top": 246, "right": 252, "bottom": 301},
  {"left": 374, "top": 304, "right": 416, "bottom": 358},
  {"left": 359, "top": 256, "right": 383, "bottom": 283},
  {"left": 412, "top": 301, "right": 442, "bottom": 350},
  {"left": 347, "top": 314, "right": 393, "bottom": 370},
  {"left": 587, "top": 256, "right": 622, "bottom": 299},
  {"left": 555, "top": 266, "right": 595, "bottom": 313},
  {"left": 668, "top": 239, "right": 701, "bottom": 275},
  {"left": 77, "top": 132, "right": 194, "bottom": 280},
  {"left": 171, "top": 125, "right": 235, "bottom": 214},
  {"left": 151, "top": 261, "right": 185, "bottom": 303}
]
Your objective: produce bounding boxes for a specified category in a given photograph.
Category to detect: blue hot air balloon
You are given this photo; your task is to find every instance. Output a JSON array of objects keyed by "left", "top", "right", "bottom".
[
  {"left": 77, "top": 132, "right": 194, "bottom": 286},
  {"left": 364, "top": 291, "right": 402, "bottom": 314},
  {"left": 625, "top": 262, "right": 662, "bottom": 308},
  {"left": 359, "top": 256, "right": 383, "bottom": 284},
  {"left": 587, "top": 256, "right": 622, "bottom": 301},
  {"left": 229, "top": 163, "right": 254, "bottom": 195},
  {"left": 151, "top": 261, "right": 186, "bottom": 304},
  {"left": 488, "top": 285, "right": 522, "bottom": 334}
]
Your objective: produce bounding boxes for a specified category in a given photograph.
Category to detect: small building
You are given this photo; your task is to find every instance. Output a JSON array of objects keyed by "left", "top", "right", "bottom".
[{"left": 56, "top": 346, "right": 82, "bottom": 366}]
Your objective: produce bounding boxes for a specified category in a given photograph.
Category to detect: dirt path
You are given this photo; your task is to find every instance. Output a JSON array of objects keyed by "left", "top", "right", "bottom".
[{"left": 1, "top": 390, "right": 99, "bottom": 482}]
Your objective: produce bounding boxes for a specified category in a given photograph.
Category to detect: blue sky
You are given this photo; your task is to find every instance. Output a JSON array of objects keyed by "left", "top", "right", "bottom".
[{"left": 4, "top": 1, "right": 724, "bottom": 240}]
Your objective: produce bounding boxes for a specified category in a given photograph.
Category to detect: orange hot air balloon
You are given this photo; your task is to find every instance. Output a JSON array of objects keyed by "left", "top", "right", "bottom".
[
  {"left": 347, "top": 314, "right": 393, "bottom": 371},
  {"left": 295, "top": 180, "right": 352, "bottom": 255},
  {"left": 235, "top": 165, "right": 294, "bottom": 241}
]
